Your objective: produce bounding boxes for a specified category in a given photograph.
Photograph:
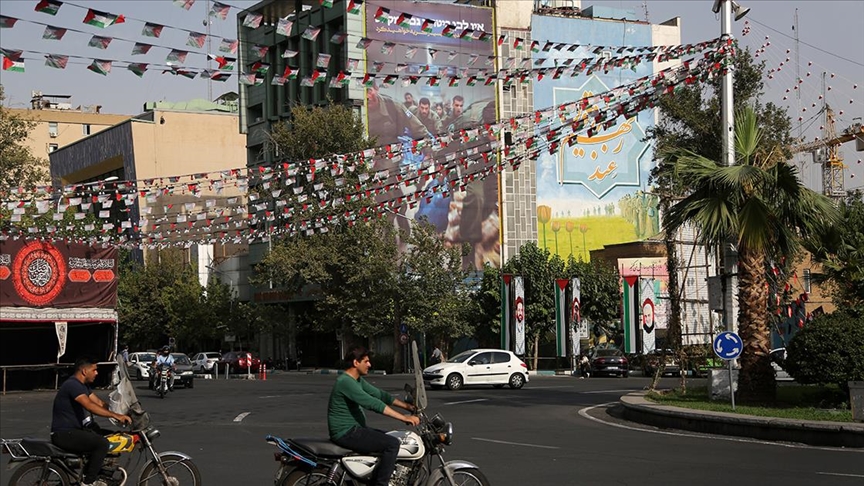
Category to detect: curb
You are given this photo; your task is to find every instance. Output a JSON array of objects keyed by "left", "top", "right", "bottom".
[
  {"left": 620, "top": 391, "right": 864, "bottom": 448},
  {"left": 307, "top": 369, "right": 388, "bottom": 375}
]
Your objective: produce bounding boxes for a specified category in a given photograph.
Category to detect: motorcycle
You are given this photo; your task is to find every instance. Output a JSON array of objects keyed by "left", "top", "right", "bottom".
[
  {"left": 1, "top": 356, "right": 201, "bottom": 486},
  {"left": 266, "top": 342, "right": 490, "bottom": 486},
  {"left": 151, "top": 364, "right": 173, "bottom": 398}
]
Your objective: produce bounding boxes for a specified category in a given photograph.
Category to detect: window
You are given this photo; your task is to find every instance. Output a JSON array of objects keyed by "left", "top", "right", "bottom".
[
  {"left": 48, "top": 143, "right": 58, "bottom": 153},
  {"left": 82, "top": 124, "right": 91, "bottom": 135},
  {"left": 803, "top": 269, "right": 811, "bottom": 293},
  {"left": 48, "top": 122, "right": 58, "bottom": 137},
  {"left": 492, "top": 352, "right": 511, "bottom": 364}
]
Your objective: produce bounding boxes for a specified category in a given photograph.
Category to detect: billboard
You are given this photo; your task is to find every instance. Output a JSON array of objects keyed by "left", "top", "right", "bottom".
[
  {"left": 531, "top": 15, "right": 659, "bottom": 261},
  {"left": 364, "top": 1, "right": 499, "bottom": 270}
]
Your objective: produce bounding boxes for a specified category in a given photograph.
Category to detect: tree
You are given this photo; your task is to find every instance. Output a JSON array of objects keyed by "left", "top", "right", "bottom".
[
  {"left": 661, "top": 106, "right": 839, "bottom": 403},
  {"left": 0, "top": 85, "right": 49, "bottom": 190}
]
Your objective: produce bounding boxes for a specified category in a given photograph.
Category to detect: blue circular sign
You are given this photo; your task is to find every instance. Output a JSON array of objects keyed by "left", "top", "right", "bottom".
[{"left": 713, "top": 331, "right": 743, "bottom": 360}]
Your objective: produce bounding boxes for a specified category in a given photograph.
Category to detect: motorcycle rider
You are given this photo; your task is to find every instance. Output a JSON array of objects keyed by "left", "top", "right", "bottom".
[
  {"left": 51, "top": 356, "right": 132, "bottom": 486},
  {"left": 328, "top": 345, "right": 419, "bottom": 486},
  {"left": 151, "top": 346, "right": 176, "bottom": 391}
]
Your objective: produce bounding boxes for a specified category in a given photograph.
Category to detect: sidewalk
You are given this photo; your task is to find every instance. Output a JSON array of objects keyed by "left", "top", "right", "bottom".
[{"left": 620, "top": 391, "right": 864, "bottom": 448}]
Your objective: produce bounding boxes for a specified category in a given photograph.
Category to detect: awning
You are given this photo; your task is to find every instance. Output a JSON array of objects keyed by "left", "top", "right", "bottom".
[{"left": 0, "top": 307, "right": 117, "bottom": 322}]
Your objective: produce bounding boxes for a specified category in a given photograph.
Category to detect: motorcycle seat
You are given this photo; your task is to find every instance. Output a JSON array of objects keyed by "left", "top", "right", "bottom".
[
  {"left": 23, "top": 438, "right": 80, "bottom": 459},
  {"left": 290, "top": 438, "right": 355, "bottom": 458}
]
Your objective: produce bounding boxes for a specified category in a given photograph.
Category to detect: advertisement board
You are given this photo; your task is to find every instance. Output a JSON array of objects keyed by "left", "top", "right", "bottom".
[
  {"left": 531, "top": 15, "right": 658, "bottom": 261},
  {"left": 365, "top": 1, "right": 499, "bottom": 269}
]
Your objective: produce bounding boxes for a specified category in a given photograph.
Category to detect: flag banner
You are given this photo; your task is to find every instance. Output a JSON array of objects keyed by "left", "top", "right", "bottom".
[
  {"left": 35, "top": 0, "right": 62, "bottom": 16},
  {"left": 127, "top": 62, "right": 148, "bottom": 77},
  {"left": 2, "top": 57, "right": 25, "bottom": 72},
  {"left": 0, "top": 48, "right": 23, "bottom": 61},
  {"left": 421, "top": 19, "right": 433, "bottom": 33},
  {"left": 238, "top": 73, "right": 256, "bottom": 85},
  {"left": 166, "top": 49, "right": 188, "bottom": 63},
  {"left": 131, "top": 43, "right": 153, "bottom": 55},
  {"left": 501, "top": 274, "right": 511, "bottom": 350},
  {"left": 44, "top": 53, "right": 68, "bottom": 69},
  {"left": 330, "top": 31, "right": 347, "bottom": 44},
  {"left": 251, "top": 61, "right": 269, "bottom": 74},
  {"left": 209, "top": 1, "right": 230, "bottom": 20},
  {"left": 639, "top": 278, "right": 657, "bottom": 354},
  {"left": 174, "top": 0, "right": 196, "bottom": 10},
  {"left": 622, "top": 276, "right": 638, "bottom": 354},
  {"left": 316, "top": 53, "right": 331, "bottom": 68},
  {"left": 186, "top": 32, "right": 207, "bottom": 48},
  {"left": 250, "top": 44, "right": 269, "bottom": 58},
  {"left": 88, "top": 35, "right": 113, "bottom": 49},
  {"left": 514, "top": 276, "right": 525, "bottom": 356},
  {"left": 271, "top": 75, "right": 287, "bottom": 86},
  {"left": 283, "top": 49, "right": 298, "bottom": 58},
  {"left": 42, "top": 25, "right": 67, "bottom": 40},
  {"left": 346, "top": 0, "right": 363, "bottom": 15},
  {"left": 0, "top": 16, "right": 18, "bottom": 28},
  {"left": 300, "top": 76, "right": 315, "bottom": 87},
  {"left": 209, "top": 54, "right": 235, "bottom": 70},
  {"left": 374, "top": 6, "right": 389, "bottom": 23},
  {"left": 218, "top": 38, "right": 238, "bottom": 53},
  {"left": 207, "top": 70, "right": 231, "bottom": 81},
  {"left": 301, "top": 26, "right": 321, "bottom": 41},
  {"left": 405, "top": 46, "right": 418, "bottom": 59},
  {"left": 356, "top": 37, "right": 373, "bottom": 50},
  {"left": 242, "top": 12, "right": 263, "bottom": 29},
  {"left": 380, "top": 42, "right": 395, "bottom": 55},
  {"left": 396, "top": 13, "right": 412, "bottom": 28},
  {"left": 320, "top": 0, "right": 333, "bottom": 8},
  {"left": 276, "top": 17, "right": 293, "bottom": 36},
  {"left": 142, "top": 22, "right": 163, "bottom": 37},
  {"left": 571, "top": 277, "right": 585, "bottom": 358},
  {"left": 345, "top": 58, "right": 359, "bottom": 71},
  {"left": 554, "top": 279, "right": 568, "bottom": 358},
  {"left": 87, "top": 59, "right": 112, "bottom": 75},
  {"left": 84, "top": 9, "right": 123, "bottom": 28},
  {"left": 55, "top": 321, "right": 67, "bottom": 360}
]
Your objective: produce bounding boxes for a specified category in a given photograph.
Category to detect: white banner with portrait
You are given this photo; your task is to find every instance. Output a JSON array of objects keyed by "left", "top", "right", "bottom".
[
  {"left": 55, "top": 321, "right": 68, "bottom": 361},
  {"left": 513, "top": 276, "right": 525, "bottom": 356}
]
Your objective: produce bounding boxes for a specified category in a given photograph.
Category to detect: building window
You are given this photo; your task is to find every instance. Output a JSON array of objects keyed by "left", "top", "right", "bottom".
[
  {"left": 48, "top": 143, "right": 58, "bottom": 153},
  {"left": 803, "top": 269, "right": 811, "bottom": 293},
  {"left": 48, "top": 122, "right": 59, "bottom": 138},
  {"left": 82, "top": 124, "right": 91, "bottom": 135}
]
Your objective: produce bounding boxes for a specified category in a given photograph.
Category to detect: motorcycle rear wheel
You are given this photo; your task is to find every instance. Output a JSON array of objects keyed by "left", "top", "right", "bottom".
[
  {"left": 138, "top": 453, "right": 201, "bottom": 486},
  {"left": 7, "top": 461, "right": 69, "bottom": 486},
  {"left": 434, "top": 467, "right": 491, "bottom": 486},
  {"left": 280, "top": 469, "right": 333, "bottom": 486}
]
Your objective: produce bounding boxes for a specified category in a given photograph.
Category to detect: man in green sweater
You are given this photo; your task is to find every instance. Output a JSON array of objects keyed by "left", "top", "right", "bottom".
[{"left": 328, "top": 345, "right": 419, "bottom": 486}]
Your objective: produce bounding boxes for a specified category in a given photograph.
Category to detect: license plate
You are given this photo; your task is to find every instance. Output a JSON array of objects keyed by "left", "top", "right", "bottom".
[{"left": 607, "top": 366, "right": 619, "bottom": 370}]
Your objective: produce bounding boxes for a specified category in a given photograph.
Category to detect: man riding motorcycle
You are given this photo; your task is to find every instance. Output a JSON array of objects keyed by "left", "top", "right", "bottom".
[{"left": 150, "top": 346, "right": 176, "bottom": 391}]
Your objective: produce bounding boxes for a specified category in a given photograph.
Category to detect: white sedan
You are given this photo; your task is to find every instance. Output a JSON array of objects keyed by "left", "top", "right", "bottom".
[
  {"left": 191, "top": 352, "right": 221, "bottom": 373},
  {"left": 128, "top": 352, "right": 157, "bottom": 380},
  {"left": 422, "top": 349, "right": 529, "bottom": 390}
]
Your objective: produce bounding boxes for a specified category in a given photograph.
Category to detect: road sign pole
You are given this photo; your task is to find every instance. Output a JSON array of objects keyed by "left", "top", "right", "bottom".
[{"left": 729, "top": 359, "right": 736, "bottom": 411}]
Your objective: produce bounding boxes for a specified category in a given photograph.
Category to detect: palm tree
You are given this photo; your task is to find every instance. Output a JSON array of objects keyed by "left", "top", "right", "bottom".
[{"left": 662, "top": 107, "right": 838, "bottom": 403}]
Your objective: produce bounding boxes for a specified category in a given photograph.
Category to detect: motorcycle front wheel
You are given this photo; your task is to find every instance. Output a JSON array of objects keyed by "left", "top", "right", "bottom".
[
  {"left": 138, "top": 453, "right": 202, "bottom": 486},
  {"left": 434, "top": 468, "right": 491, "bottom": 486},
  {"left": 280, "top": 469, "right": 333, "bottom": 486},
  {"left": 7, "top": 461, "right": 69, "bottom": 486}
]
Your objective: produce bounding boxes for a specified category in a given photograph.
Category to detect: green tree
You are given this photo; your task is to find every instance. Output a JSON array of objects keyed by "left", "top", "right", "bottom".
[
  {"left": 661, "top": 107, "right": 838, "bottom": 403},
  {"left": 0, "top": 85, "right": 49, "bottom": 190}
]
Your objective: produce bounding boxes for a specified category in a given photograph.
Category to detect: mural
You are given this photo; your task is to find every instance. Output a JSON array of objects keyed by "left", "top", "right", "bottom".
[{"left": 532, "top": 15, "right": 660, "bottom": 261}]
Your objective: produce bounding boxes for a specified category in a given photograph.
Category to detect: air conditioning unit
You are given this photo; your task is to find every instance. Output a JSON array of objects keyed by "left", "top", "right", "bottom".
[{"left": 49, "top": 132, "right": 58, "bottom": 138}]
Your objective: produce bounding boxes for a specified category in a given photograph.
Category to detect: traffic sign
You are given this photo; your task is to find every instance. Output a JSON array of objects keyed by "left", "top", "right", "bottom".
[
  {"left": 713, "top": 331, "right": 743, "bottom": 360},
  {"left": 399, "top": 333, "right": 409, "bottom": 345},
  {"left": 400, "top": 323, "right": 408, "bottom": 334}
]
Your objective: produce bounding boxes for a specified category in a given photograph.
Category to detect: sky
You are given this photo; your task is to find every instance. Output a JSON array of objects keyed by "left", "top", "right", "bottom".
[{"left": 0, "top": 0, "right": 861, "bottom": 191}]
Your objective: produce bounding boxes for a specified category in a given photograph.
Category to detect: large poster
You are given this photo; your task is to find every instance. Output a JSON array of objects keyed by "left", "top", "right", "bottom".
[
  {"left": 531, "top": 15, "right": 658, "bottom": 261},
  {"left": 365, "top": 1, "right": 499, "bottom": 270},
  {"left": 0, "top": 240, "right": 118, "bottom": 309}
]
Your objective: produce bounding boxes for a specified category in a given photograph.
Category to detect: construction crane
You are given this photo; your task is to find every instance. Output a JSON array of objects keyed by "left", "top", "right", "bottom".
[{"left": 790, "top": 106, "right": 863, "bottom": 199}]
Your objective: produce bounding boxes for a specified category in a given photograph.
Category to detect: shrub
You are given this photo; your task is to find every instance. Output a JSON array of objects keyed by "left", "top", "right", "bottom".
[
  {"left": 785, "top": 310, "right": 864, "bottom": 392},
  {"left": 370, "top": 353, "right": 394, "bottom": 375}
]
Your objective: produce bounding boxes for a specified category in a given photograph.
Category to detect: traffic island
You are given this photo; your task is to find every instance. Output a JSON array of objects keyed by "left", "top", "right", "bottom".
[{"left": 620, "top": 392, "right": 864, "bottom": 448}]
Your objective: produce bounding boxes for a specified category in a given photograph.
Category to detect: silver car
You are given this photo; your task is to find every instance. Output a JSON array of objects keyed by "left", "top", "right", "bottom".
[{"left": 128, "top": 352, "right": 157, "bottom": 380}]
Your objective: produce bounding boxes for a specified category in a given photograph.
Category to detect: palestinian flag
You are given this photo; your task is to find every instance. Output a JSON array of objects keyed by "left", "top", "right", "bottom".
[
  {"left": 421, "top": 19, "right": 433, "bottom": 33},
  {"left": 448, "top": 77, "right": 458, "bottom": 87},
  {"left": 458, "top": 28, "right": 473, "bottom": 40},
  {"left": 251, "top": 61, "right": 270, "bottom": 75},
  {"left": 374, "top": 6, "right": 389, "bottom": 23},
  {"left": 497, "top": 34, "right": 506, "bottom": 46},
  {"left": 88, "top": 35, "right": 113, "bottom": 49},
  {"left": 383, "top": 75, "right": 397, "bottom": 86},
  {"left": 131, "top": 43, "right": 153, "bottom": 55},
  {"left": 238, "top": 73, "right": 257, "bottom": 86},
  {"left": 187, "top": 32, "right": 207, "bottom": 48},
  {"left": 441, "top": 25, "right": 455, "bottom": 37},
  {"left": 513, "top": 37, "right": 524, "bottom": 50},
  {"left": 35, "top": 0, "right": 62, "bottom": 15},
  {"left": 356, "top": 38, "right": 373, "bottom": 50},
  {"left": 281, "top": 66, "right": 297, "bottom": 79},
  {"left": 530, "top": 40, "right": 540, "bottom": 53},
  {"left": 142, "top": 22, "right": 164, "bottom": 37},
  {"left": 174, "top": 0, "right": 196, "bottom": 10},
  {"left": 466, "top": 76, "right": 477, "bottom": 86},
  {"left": 87, "top": 59, "right": 112, "bottom": 76},
  {"left": 166, "top": 49, "right": 188, "bottom": 64},
  {"left": 346, "top": 0, "right": 363, "bottom": 15},
  {"left": 84, "top": 9, "right": 124, "bottom": 28},
  {"left": 2, "top": 57, "right": 24, "bottom": 72},
  {"left": 219, "top": 38, "right": 238, "bottom": 54},
  {"left": 209, "top": 2, "right": 230, "bottom": 20},
  {"left": 428, "top": 76, "right": 440, "bottom": 87},
  {"left": 127, "top": 63, "right": 148, "bottom": 77},
  {"left": 0, "top": 48, "right": 23, "bottom": 61},
  {"left": 276, "top": 17, "right": 293, "bottom": 36},
  {"left": 362, "top": 74, "right": 375, "bottom": 87},
  {"left": 209, "top": 70, "right": 231, "bottom": 82},
  {"left": 396, "top": 13, "right": 412, "bottom": 28},
  {"left": 301, "top": 26, "right": 321, "bottom": 41},
  {"left": 330, "top": 32, "right": 347, "bottom": 44},
  {"left": 209, "top": 54, "right": 235, "bottom": 70},
  {"left": 250, "top": 44, "right": 269, "bottom": 58},
  {"left": 242, "top": 12, "right": 263, "bottom": 29},
  {"left": 320, "top": 0, "right": 333, "bottom": 8},
  {"left": 42, "top": 25, "right": 67, "bottom": 40}
]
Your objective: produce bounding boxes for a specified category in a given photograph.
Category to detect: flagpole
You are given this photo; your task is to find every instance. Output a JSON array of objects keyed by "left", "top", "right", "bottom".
[{"left": 205, "top": 0, "right": 213, "bottom": 101}]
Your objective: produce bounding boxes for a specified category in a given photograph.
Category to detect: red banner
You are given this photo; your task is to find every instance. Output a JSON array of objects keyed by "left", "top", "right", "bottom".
[{"left": 0, "top": 240, "right": 118, "bottom": 309}]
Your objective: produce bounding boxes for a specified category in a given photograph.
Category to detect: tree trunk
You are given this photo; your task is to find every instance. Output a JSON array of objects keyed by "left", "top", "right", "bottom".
[
  {"left": 736, "top": 247, "right": 776, "bottom": 403},
  {"left": 532, "top": 334, "right": 539, "bottom": 371},
  {"left": 664, "top": 201, "right": 686, "bottom": 393}
]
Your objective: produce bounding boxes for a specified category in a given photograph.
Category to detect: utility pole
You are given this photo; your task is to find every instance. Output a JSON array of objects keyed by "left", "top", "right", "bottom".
[
  {"left": 793, "top": 8, "right": 803, "bottom": 172},
  {"left": 205, "top": 0, "right": 213, "bottom": 101}
]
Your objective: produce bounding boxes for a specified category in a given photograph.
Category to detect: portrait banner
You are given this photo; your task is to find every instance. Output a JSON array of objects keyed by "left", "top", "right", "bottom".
[
  {"left": 640, "top": 278, "right": 657, "bottom": 354},
  {"left": 554, "top": 279, "right": 568, "bottom": 358},
  {"left": 622, "top": 276, "right": 638, "bottom": 354},
  {"left": 513, "top": 276, "right": 525, "bottom": 356},
  {"left": 55, "top": 321, "right": 68, "bottom": 360}
]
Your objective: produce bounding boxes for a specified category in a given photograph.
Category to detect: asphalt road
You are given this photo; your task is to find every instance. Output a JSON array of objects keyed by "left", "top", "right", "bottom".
[{"left": 1, "top": 373, "right": 862, "bottom": 486}]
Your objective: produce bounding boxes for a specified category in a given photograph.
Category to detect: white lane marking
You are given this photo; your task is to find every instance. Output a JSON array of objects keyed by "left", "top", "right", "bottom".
[
  {"left": 578, "top": 402, "right": 863, "bottom": 453},
  {"left": 259, "top": 396, "right": 281, "bottom": 399},
  {"left": 816, "top": 472, "right": 864, "bottom": 478},
  {"left": 233, "top": 412, "right": 251, "bottom": 422},
  {"left": 523, "top": 386, "right": 571, "bottom": 390},
  {"left": 581, "top": 389, "right": 643, "bottom": 394},
  {"left": 444, "top": 398, "right": 489, "bottom": 406},
  {"left": 472, "top": 437, "right": 559, "bottom": 450}
]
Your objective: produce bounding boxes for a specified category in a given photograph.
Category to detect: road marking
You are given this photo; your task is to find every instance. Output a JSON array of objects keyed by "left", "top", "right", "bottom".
[
  {"left": 472, "top": 437, "right": 559, "bottom": 450},
  {"left": 443, "top": 398, "right": 489, "bottom": 406},
  {"left": 233, "top": 412, "right": 251, "bottom": 422},
  {"left": 524, "top": 386, "right": 571, "bottom": 390},
  {"left": 259, "top": 396, "right": 281, "bottom": 399},
  {"left": 816, "top": 472, "right": 864, "bottom": 478},
  {"left": 581, "top": 389, "right": 642, "bottom": 394},
  {"left": 578, "top": 403, "right": 863, "bottom": 453}
]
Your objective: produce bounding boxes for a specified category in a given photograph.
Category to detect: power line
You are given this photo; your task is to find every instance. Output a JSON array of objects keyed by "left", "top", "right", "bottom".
[{"left": 748, "top": 17, "right": 864, "bottom": 68}]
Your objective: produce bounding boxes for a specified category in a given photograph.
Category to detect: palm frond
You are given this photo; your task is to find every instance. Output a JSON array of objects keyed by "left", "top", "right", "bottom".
[{"left": 734, "top": 106, "right": 763, "bottom": 163}]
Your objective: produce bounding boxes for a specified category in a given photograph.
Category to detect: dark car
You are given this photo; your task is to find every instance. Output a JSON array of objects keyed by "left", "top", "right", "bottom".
[
  {"left": 642, "top": 349, "right": 681, "bottom": 377},
  {"left": 590, "top": 348, "right": 629, "bottom": 377},
  {"left": 171, "top": 353, "right": 195, "bottom": 388},
  {"left": 218, "top": 351, "right": 261, "bottom": 374}
]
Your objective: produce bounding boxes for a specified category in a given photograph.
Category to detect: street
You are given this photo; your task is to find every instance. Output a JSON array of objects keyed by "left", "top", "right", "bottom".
[{"left": 1, "top": 373, "right": 862, "bottom": 485}]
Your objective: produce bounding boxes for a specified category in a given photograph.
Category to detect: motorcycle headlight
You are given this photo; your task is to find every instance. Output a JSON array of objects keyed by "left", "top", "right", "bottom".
[{"left": 437, "top": 422, "right": 453, "bottom": 446}]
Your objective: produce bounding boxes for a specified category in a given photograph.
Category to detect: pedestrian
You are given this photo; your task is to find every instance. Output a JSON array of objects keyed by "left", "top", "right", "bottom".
[
  {"left": 119, "top": 344, "right": 129, "bottom": 363},
  {"left": 430, "top": 344, "right": 443, "bottom": 365},
  {"left": 579, "top": 354, "right": 590, "bottom": 379}
]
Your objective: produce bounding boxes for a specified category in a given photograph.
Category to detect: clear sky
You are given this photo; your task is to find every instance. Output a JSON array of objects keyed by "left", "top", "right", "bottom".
[{"left": 1, "top": 0, "right": 861, "bottom": 190}]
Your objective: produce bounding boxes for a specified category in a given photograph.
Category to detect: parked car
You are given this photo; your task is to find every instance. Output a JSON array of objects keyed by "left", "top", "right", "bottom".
[
  {"left": 590, "top": 348, "right": 629, "bottom": 377},
  {"left": 770, "top": 348, "right": 793, "bottom": 381},
  {"left": 127, "top": 352, "right": 157, "bottom": 381},
  {"left": 642, "top": 349, "right": 681, "bottom": 377},
  {"left": 218, "top": 351, "right": 261, "bottom": 374},
  {"left": 422, "top": 349, "right": 529, "bottom": 390},
  {"left": 171, "top": 353, "right": 195, "bottom": 388},
  {"left": 191, "top": 352, "right": 221, "bottom": 373}
]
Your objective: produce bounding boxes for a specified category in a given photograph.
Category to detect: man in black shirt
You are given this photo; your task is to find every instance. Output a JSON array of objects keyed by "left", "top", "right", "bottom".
[{"left": 51, "top": 357, "right": 132, "bottom": 486}]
